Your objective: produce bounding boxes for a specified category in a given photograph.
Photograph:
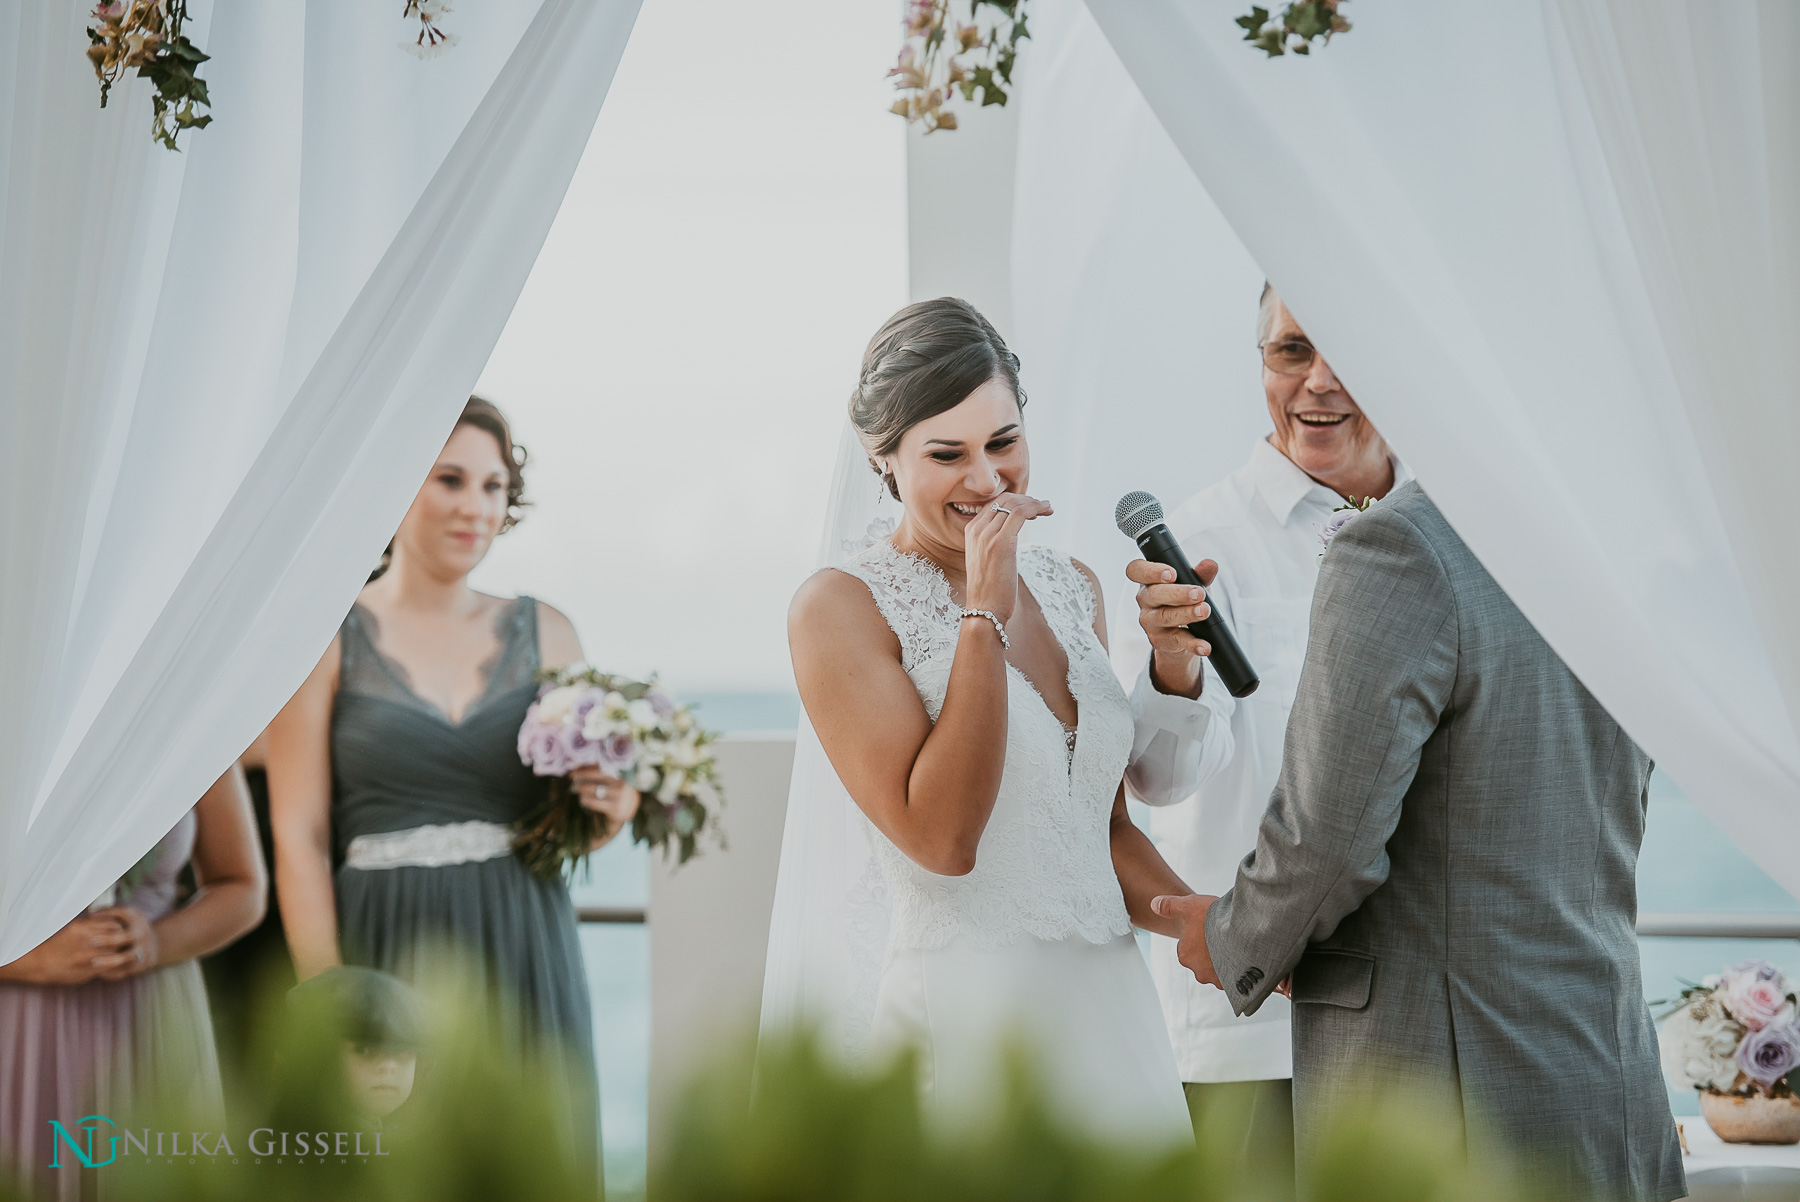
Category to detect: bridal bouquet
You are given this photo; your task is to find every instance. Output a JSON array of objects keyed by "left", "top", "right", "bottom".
[
  {"left": 1658, "top": 959, "right": 1800, "bottom": 1096},
  {"left": 514, "top": 667, "right": 722, "bottom": 880}
]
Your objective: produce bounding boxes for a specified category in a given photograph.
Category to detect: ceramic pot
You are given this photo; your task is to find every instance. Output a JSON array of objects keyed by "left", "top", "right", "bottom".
[{"left": 1700, "top": 1089, "right": 1800, "bottom": 1145}]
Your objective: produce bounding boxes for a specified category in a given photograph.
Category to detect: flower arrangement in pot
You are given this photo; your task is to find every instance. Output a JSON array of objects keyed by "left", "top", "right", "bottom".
[{"left": 1657, "top": 959, "right": 1800, "bottom": 1144}]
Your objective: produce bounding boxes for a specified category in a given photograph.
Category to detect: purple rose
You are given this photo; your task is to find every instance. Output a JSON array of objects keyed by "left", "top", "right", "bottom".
[
  {"left": 558, "top": 721, "right": 601, "bottom": 770},
  {"left": 522, "top": 723, "right": 570, "bottom": 776},
  {"left": 646, "top": 689, "right": 676, "bottom": 720},
  {"left": 1737, "top": 1019, "right": 1800, "bottom": 1088},
  {"left": 596, "top": 731, "right": 637, "bottom": 776}
]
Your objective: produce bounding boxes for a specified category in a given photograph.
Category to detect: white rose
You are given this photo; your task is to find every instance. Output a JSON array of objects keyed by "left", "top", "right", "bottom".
[
  {"left": 673, "top": 711, "right": 695, "bottom": 734},
  {"left": 635, "top": 766, "right": 660, "bottom": 793},
  {"left": 626, "top": 698, "right": 658, "bottom": 730},
  {"left": 658, "top": 769, "right": 687, "bottom": 804},
  {"left": 1659, "top": 997, "right": 1743, "bottom": 1092},
  {"left": 536, "top": 685, "right": 584, "bottom": 727},
  {"left": 582, "top": 709, "right": 626, "bottom": 741},
  {"left": 603, "top": 690, "right": 627, "bottom": 712}
]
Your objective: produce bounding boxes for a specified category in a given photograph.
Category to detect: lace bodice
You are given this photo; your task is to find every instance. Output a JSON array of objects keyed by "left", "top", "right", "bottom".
[{"left": 837, "top": 540, "right": 1134, "bottom": 953}]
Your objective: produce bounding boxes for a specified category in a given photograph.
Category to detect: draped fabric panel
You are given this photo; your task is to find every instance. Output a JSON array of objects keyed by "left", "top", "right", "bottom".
[
  {"left": 0, "top": 0, "right": 642, "bottom": 961},
  {"left": 1049, "top": 0, "right": 1800, "bottom": 890},
  {"left": 1009, "top": 0, "right": 1270, "bottom": 598}
]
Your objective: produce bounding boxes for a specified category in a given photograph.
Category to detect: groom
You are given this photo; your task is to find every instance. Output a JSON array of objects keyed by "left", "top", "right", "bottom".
[{"left": 1154, "top": 482, "right": 1686, "bottom": 1200}]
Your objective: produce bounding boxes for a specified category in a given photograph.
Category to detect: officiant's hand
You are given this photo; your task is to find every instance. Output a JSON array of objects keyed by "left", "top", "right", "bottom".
[
  {"left": 964, "top": 492, "right": 1053, "bottom": 623},
  {"left": 1152, "top": 892, "right": 1221, "bottom": 989},
  {"left": 1127, "top": 557, "right": 1220, "bottom": 700},
  {"left": 572, "top": 767, "right": 641, "bottom": 843}
]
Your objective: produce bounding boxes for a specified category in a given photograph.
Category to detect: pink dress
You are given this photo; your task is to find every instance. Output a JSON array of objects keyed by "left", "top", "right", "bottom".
[{"left": 0, "top": 810, "right": 223, "bottom": 1202}]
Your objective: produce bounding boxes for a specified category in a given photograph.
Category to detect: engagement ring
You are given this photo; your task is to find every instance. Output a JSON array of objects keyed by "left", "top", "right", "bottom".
[{"left": 992, "top": 505, "right": 1012, "bottom": 516}]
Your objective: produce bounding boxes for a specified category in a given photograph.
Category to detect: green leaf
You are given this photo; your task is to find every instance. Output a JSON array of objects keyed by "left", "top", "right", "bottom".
[
  {"left": 1285, "top": 1, "right": 1333, "bottom": 39},
  {"left": 1236, "top": 6, "right": 1271, "bottom": 35}
]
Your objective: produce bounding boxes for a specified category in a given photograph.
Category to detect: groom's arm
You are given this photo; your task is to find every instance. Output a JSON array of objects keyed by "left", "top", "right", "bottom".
[{"left": 1202, "top": 504, "right": 1459, "bottom": 1016}]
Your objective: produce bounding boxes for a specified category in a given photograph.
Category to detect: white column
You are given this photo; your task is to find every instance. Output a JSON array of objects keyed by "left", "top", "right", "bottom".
[
  {"left": 647, "top": 734, "right": 795, "bottom": 1168},
  {"left": 906, "top": 103, "right": 1020, "bottom": 334}
]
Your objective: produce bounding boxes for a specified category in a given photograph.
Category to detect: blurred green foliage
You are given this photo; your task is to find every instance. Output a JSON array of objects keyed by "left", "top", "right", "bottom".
[
  {"left": 658, "top": 1027, "right": 1534, "bottom": 1202},
  {"left": 105, "top": 964, "right": 599, "bottom": 1202},
  {"left": 31, "top": 966, "right": 1534, "bottom": 1202}
]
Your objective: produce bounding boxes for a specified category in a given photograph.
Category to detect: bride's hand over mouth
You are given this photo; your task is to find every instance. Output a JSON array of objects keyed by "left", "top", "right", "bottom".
[{"left": 962, "top": 493, "right": 1052, "bottom": 622}]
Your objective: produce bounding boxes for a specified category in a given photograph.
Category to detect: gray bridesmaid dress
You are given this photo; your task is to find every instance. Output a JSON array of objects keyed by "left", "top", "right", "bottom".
[{"left": 331, "top": 597, "right": 599, "bottom": 1177}]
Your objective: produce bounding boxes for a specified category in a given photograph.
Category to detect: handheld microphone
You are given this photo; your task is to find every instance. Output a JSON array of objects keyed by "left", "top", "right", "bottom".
[{"left": 1114, "top": 491, "right": 1260, "bottom": 698}]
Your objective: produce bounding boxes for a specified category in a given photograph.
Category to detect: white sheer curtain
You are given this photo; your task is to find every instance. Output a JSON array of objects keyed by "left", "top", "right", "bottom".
[
  {"left": 0, "top": 0, "right": 641, "bottom": 961},
  {"left": 1022, "top": 0, "right": 1800, "bottom": 890}
]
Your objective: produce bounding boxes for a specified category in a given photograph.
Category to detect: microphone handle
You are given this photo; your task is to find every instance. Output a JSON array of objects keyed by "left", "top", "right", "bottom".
[{"left": 1135, "top": 524, "right": 1260, "bottom": 699}]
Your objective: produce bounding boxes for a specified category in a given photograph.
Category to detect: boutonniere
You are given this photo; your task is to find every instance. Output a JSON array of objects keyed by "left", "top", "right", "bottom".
[{"left": 1317, "top": 495, "right": 1377, "bottom": 556}]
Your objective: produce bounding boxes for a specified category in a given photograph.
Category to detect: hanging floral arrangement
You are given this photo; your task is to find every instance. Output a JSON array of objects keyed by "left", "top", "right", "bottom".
[
  {"left": 1235, "top": 1, "right": 1350, "bottom": 57},
  {"left": 86, "top": 0, "right": 212, "bottom": 151},
  {"left": 401, "top": 0, "right": 461, "bottom": 60},
  {"left": 888, "top": 0, "right": 1352, "bottom": 132},
  {"left": 888, "top": 0, "right": 1029, "bottom": 134},
  {"left": 86, "top": 1, "right": 464, "bottom": 152}
]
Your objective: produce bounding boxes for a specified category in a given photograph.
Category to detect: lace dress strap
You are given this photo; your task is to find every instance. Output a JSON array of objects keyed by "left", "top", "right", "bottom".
[
  {"left": 835, "top": 542, "right": 959, "bottom": 673},
  {"left": 1018, "top": 543, "right": 1097, "bottom": 641}
]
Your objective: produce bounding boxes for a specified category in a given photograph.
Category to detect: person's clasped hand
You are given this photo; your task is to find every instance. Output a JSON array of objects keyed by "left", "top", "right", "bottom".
[
  {"left": 1151, "top": 893, "right": 1221, "bottom": 989},
  {"left": 1127, "top": 556, "right": 1221, "bottom": 699},
  {"left": 87, "top": 905, "right": 160, "bottom": 980}
]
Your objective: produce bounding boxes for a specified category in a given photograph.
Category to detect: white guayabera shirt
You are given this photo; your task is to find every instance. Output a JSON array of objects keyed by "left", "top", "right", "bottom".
[{"left": 1114, "top": 436, "right": 1413, "bottom": 1084}]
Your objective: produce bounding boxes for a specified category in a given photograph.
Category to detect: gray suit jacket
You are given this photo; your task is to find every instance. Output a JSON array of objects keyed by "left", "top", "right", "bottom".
[{"left": 1205, "top": 482, "right": 1683, "bottom": 1201}]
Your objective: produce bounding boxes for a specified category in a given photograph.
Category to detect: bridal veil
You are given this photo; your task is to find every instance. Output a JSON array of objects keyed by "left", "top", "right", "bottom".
[{"left": 758, "top": 421, "right": 897, "bottom": 1064}]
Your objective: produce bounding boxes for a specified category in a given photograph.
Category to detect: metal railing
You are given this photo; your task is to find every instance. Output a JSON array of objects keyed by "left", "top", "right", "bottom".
[
  {"left": 577, "top": 906, "right": 647, "bottom": 924},
  {"left": 1637, "top": 913, "right": 1800, "bottom": 939},
  {"left": 575, "top": 910, "right": 1800, "bottom": 935}
]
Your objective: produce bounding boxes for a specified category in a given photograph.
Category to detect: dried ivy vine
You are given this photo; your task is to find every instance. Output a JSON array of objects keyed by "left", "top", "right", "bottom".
[
  {"left": 85, "top": 1, "right": 464, "bottom": 152},
  {"left": 890, "top": 0, "right": 1351, "bottom": 133}
]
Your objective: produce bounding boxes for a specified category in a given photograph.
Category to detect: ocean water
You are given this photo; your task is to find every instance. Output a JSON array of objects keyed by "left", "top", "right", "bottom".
[{"left": 573, "top": 692, "right": 1796, "bottom": 1195}]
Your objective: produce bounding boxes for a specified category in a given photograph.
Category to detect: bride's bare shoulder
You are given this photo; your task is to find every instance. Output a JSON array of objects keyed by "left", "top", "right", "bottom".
[{"left": 788, "top": 568, "right": 893, "bottom": 651}]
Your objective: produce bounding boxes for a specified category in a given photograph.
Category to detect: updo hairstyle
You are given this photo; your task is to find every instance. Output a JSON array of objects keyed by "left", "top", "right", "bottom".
[{"left": 850, "top": 297, "right": 1026, "bottom": 502}]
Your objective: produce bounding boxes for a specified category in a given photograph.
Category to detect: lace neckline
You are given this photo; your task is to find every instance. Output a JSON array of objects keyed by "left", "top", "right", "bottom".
[
  {"left": 872, "top": 539, "right": 1082, "bottom": 750},
  {"left": 349, "top": 597, "right": 531, "bottom": 727}
]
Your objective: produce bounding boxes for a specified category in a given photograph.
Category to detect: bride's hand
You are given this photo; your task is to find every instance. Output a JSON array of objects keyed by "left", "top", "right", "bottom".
[
  {"left": 570, "top": 767, "right": 641, "bottom": 838},
  {"left": 963, "top": 493, "right": 1053, "bottom": 623}
]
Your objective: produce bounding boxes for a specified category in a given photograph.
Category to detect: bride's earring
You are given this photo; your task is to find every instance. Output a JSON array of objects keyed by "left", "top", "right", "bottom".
[{"left": 875, "top": 462, "right": 891, "bottom": 506}]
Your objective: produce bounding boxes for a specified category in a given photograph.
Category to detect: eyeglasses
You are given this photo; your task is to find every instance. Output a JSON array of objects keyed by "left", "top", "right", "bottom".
[{"left": 1260, "top": 339, "right": 1319, "bottom": 376}]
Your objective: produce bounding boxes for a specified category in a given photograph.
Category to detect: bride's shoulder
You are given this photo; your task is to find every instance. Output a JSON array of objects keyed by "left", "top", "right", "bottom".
[{"left": 788, "top": 568, "right": 899, "bottom": 656}]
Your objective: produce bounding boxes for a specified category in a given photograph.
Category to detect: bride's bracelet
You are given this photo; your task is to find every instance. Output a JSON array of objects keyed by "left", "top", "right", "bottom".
[{"left": 960, "top": 608, "right": 1011, "bottom": 650}]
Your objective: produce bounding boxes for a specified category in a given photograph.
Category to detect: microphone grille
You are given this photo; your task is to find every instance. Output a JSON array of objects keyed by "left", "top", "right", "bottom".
[{"left": 1114, "top": 491, "right": 1165, "bottom": 540}]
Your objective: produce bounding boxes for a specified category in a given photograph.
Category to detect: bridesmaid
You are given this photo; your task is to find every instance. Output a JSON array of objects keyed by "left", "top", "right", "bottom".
[
  {"left": 0, "top": 768, "right": 264, "bottom": 1202},
  {"left": 266, "top": 397, "right": 637, "bottom": 1184}
]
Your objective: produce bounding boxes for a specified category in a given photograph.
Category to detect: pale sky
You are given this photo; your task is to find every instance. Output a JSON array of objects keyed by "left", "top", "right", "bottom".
[{"left": 471, "top": 1, "right": 907, "bottom": 697}]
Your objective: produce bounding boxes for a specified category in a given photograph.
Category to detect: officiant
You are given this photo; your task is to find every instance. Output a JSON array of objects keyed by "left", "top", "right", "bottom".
[{"left": 1111, "top": 284, "right": 1407, "bottom": 1189}]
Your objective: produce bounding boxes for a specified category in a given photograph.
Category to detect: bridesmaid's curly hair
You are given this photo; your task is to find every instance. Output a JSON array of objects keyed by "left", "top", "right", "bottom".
[
  {"left": 850, "top": 297, "right": 1025, "bottom": 502},
  {"left": 457, "top": 395, "right": 530, "bottom": 532}
]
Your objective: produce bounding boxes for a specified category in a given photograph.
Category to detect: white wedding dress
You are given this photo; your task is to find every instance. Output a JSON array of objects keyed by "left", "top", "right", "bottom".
[{"left": 832, "top": 538, "right": 1191, "bottom": 1148}]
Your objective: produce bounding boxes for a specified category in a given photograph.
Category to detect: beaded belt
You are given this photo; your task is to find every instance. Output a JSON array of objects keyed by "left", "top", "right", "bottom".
[{"left": 343, "top": 820, "right": 514, "bottom": 870}]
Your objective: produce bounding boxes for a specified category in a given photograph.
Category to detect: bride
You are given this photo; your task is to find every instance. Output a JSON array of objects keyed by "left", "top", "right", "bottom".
[{"left": 773, "top": 297, "right": 1228, "bottom": 1146}]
